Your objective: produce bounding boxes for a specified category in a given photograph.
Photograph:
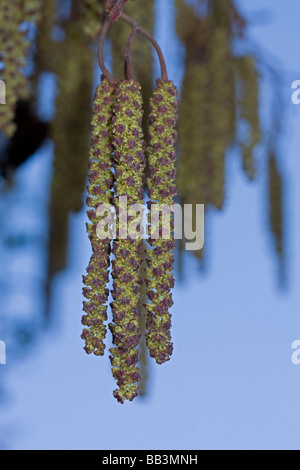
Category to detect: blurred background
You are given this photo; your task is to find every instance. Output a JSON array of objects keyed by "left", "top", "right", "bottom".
[{"left": 0, "top": 0, "right": 299, "bottom": 450}]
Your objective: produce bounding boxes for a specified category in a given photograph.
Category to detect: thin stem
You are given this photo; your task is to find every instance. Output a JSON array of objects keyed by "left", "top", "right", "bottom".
[
  {"left": 97, "top": 17, "right": 115, "bottom": 84},
  {"left": 120, "top": 12, "right": 168, "bottom": 81},
  {"left": 124, "top": 26, "right": 138, "bottom": 80}
]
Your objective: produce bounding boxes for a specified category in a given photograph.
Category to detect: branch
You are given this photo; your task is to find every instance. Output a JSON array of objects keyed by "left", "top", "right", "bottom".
[{"left": 97, "top": 17, "right": 115, "bottom": 84}]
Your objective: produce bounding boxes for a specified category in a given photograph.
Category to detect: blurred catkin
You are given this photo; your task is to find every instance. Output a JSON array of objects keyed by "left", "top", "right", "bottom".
[
  {"left": 175, "top": 0, "right": 263, "bottom": 270},
  {"left": 47, "top": 20, "right": 93, "bottom": 287},
  {"left": 82, "top": 0, "right": 105, "bottom": 40},
  {"left": 268, "top": 151, "right": 285, "bottom": 278},
  {"left": 176, "top": 0, "right": 236, "bottom": 211},
  {"left": 32, "top": 0, "right": 57, "bottom": 79},
  {"left": 0, "top": 1, "right": 40, "bottom": 137},
  {"left": 82, "top": 78, "right": 115, "bottom": 356},
  {"left": 236, "top": 55, "right": 261, "bottom": 180},
  {"left": 145, "top": 80, "right": 178, "bottom": 365}
]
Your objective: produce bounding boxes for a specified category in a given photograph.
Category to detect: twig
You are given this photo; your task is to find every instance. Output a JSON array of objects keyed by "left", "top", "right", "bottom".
[
  {"left": 98, "top": 12, "right": 168, "bottom": 82},
  {"left": 120, "top": 12, "right": 168, "bottom": 81}
]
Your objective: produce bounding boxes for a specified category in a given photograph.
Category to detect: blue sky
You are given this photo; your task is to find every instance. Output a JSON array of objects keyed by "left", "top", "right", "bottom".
[{"left": 0, "top": 0, "right": 299, "bottom": 450}]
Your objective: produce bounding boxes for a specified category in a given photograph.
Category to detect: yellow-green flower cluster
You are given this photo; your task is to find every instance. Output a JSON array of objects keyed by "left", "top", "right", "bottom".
[
  {"left": 0, "top": 1, "right": 29, "bottom": 137},
  {"left": 145, "top": 80, "right": 178, "bottom": 365},
  {"left": 82, "top": 78, "right": 115, "bottom": 357},
  {"left": 23, "top": 0, "right": 42, "bottom": 24},
  {"left": 109, "top": 80, "right": 146, "bottom": 404}
]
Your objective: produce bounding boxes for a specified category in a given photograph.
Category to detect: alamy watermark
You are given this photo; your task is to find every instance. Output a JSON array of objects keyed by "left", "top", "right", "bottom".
[
  {"left": 291, "top": 340, "right": 300, "bottom": 365},
  {"left": 0, "top": 80, "right": 6, "bottom": 105},
  {"left": 0, "top": 340, "right": 6, "bottom": 365},
  {"left": 291, "top": 80, "right": 300, "bottom": 104},
  {"left": 94, "top": 196, "right": 204, "bottom": 251}
]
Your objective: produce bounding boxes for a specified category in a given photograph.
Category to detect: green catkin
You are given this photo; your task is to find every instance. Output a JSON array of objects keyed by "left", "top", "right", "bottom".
[
  {"left": 176, "top": 2, "right": 212, "bottom": 209},
  {"left": 207, "top": 26, "right": 235, "bottom": 209},
  {"left": 51, "top": 22, "right": 93, "bottom": 213},
  {"left": 23, "top": 0, "right": 42, "bottom": 24},
  {"left": 33, "top": 0, "right": 57, "bottom": 77},
  {"left": 177, "top": 63, "right": 212, "bottom": 207},
  {"left": 0, "top": 1, "right": 30, "bottom": 136},
  {"left": 268, "top": 151, "right": 285, "bottom": 277},
  {"left": 81, "top": 78, "right": 115, "bottom": 356},
  {"left": 109, "top": 80, "right": 146, "bottom": 404},
  {"left": 47, "top": 21, "right": 93, "bottom": 292},
  {"left": 176, "top": 0, "right": 228, "bottom": 210},
  {"left": 236, "top": 55, "right": 261, "bottom": 180},
  {"left": 138, "top": 241, "right": 149, "bottom": 398},
  {"left": 82, "top": 0, "right": 105, "bottom": 40},
  {"left": 145, "top": 80, "right": 178, "bottom": 365}
]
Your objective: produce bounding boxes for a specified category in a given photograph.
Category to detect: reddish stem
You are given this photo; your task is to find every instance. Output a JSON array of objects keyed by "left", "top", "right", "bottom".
[
  {"left": 120, "top": 12, "right": 169, "bottom": 81},
  {"left": 124, "top": 26, "right": 138, "bottom": 80},
  {"left": 97, "top": 17, "right": 115, "bottom": 84}
]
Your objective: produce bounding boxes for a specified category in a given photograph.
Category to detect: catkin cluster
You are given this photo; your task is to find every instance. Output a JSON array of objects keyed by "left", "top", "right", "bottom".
[
  {"left": 176, "top": 0, "right": 262, "bottom": 265},
  {"left": 47, "top": 20, "right": 94, "bottom": 296},
  {"left": 82, "top": 75, "right": 178, "bottom": 403}
]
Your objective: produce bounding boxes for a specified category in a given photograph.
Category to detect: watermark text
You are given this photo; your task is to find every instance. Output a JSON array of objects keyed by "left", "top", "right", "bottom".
[{"left": 0, "top": 340, "right": 6, "bottom": 365}]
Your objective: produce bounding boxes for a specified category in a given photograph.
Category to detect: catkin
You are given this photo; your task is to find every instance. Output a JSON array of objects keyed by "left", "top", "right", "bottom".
[
  {"left": 0, "top": 1, "right": 29, "bottom": 136},
  {"left": 236, "top": 55, "right": 261, "bottom": 180},
  {"left": 268, "top": 151, "right": 284, "bottom": 275},
  {"left": 82, "top": 0, "right": 105, "bottom": 40},
  {"left": 52, "top": 23, "right": 93, "bottom": 213},
  {"left": 207, "top": 26, "right": 235, "bottom": 209},
  {"left": 81, "top": 78, "right": 115, "bottom": 357},
  {"left": 47, "top": 21, "right": 94, "bottom": 291},
  {"left": 109, "top": 80, "right": 146, "bottom": 404},
  {"left": 145, "top": 80, "right": 178, "bottom": 365}
]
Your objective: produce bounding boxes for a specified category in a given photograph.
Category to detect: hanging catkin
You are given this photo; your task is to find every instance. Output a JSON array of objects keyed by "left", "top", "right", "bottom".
[
  {"left": 81, "top": 78, "right": 115, "bottom": 356},
  {"left": 46, "top": 20, "right": 94, "bottom": 315},
  {"left": 267, "top": 151, "right": 284, "bottom": 276},
  {"left": 109, "top": 79, "right": 146, "bottom": 404},
  {"left": 51, "top": 22, "right": 93, "bottom": 213},
  {"left": 207, "top": 25, "right": 235, "bottom": 209},
  {"left": 82, "top": 0, "right": 106, "bottom": 40},
  {"left": 0, "top": 2, "right": 30, "bottom": 136},
  {"left": 33, "top": 0, "right": 57, "bottom": 81},
  {"left": 176, "top": 1, "right": 215, "bottom": 209},
  {"left": 145, "top": 79, "right": 178, "bottom": 365},
  {"left": 236, "top": 54, "right": 261, "bottom": 180}
]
